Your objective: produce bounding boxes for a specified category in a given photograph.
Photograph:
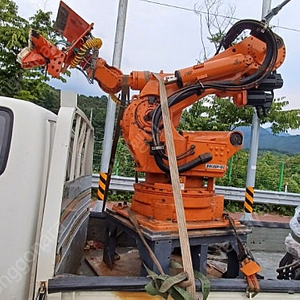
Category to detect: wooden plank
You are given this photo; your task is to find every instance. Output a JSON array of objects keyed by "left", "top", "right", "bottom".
[{"left": 85, "top": 250, "right": 141, "bottom": 277}]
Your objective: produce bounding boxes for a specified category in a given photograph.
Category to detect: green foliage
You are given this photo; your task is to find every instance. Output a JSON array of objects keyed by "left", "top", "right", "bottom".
[
  {"left": 113, "top": 138, "right": 135, "bottom": 177},
  {"left": 207, "top": 31, "right": 225, "bottom": 48},
  {"left": 77, "top": 94, "right": 108, "bottom": 171},
  {"left": 77, "top": 94, "right": 108, "bottom": 140},
  {"left": 251, "top": 203, "right": 294, "bottom": 216},
  {"left": 34, "top": 86, "right": 60, "bottom": 113},
  {"left": 255, "top": 152, "right": 282, "bottom": 191},
  {"left": 180, "top": 96, "right": 300, "bottom": 134},
  {"left": 107, "top": 191, "right": 133, "bottom": 202},
  {"left": 0, "top": 0, "right": 28, "bottom": 97},
  {"left": 281, "top": 154, "right": 300, "bottom": 194},
  {"left": 180, "top": 96, "right": 252, "bottom": 131},
  {"left": 218, "top": 150, "right": 300, "bottom": 215},
  {"left": 224, "top": 201, "right": 243, "bottom": 213},
  {"left": 0, "top": 0, "right": 67, "bottom": 101},
  {"left": 262, "top": 97, "right": 300, "bottom": 134},
  {"left": 216, "top": 150, "right": 248, "bottom": 187},
  {"left": 227, "top": 151, "right": 300, "bottom": 195},
  {"left": 29, "top": 9, "right": 53, "bottom": 38}
]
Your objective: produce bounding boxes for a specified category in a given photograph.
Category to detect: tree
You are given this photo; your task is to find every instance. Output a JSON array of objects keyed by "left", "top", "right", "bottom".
[
  {"left": 179, "top": 96, "right": 253, "bottom": 131},
  {"left": 180, "top": 0, "right": 300, "bottom": 134},
  {"left": 180, "top": 96, "right": 300, "bottom": 134},
  {"left": 0, "top": 0, "right": 66, "bottom": 101},
  {"left": 263, "top": 97, "right": 300, "bottom": 134},
  {"left": 255, "top": 151, "right": 282, "bottom": 191},
  {"left": 194, "top": 0, "right": 236, "bottom": 61},
  {"left": 76, "top": 94, "right": 110, "bottom": 172},
  {"left": 17, "top": 8, "right": 67, "bottom": 101},
  {"left": 0, "top": 0, "right": 28, "bottom": 97},
  {"left": 216, "top": 149, "right": 248, "bottom": 187}
]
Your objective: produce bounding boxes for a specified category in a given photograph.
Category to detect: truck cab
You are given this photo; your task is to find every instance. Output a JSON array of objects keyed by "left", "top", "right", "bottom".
[{"left": 0, "top": 91, "right": 94, "bottom": 299}]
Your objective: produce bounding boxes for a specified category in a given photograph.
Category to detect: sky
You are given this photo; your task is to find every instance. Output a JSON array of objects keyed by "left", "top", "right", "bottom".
[{"left": 14, "top": 0, "right": 300, "bottom": 112}]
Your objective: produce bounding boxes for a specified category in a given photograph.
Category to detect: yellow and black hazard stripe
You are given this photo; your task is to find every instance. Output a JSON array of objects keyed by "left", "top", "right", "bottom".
[
  {"left": 244, "top": 186, "right": 254, "bottom": 213},
  {"left": 97, "top": 172, "right": 107, "bottom": 201}
]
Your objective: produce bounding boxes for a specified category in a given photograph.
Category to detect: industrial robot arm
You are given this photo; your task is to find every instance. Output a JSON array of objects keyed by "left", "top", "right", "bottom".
[
  {"left": 18, "top": 0, "right": 287, "bottom": 190},
  {"left": 18, "top": 3, "right": 285, "bottom": 97},
  {"left": 18, "top": 1, "right": 285, "bottom": 177},
  {"left": 18, "top": 3, "right": 286, "bottom": 291}
]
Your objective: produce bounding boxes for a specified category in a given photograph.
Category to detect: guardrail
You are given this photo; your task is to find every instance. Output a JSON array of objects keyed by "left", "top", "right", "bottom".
[{"left": 92, "top": 174, "right": 300, "bottom": 206}]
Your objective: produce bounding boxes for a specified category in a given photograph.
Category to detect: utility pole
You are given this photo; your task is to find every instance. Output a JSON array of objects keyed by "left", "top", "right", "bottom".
[
  {"left": 262, "top": 0, "right": 272, "bottom": 19},
  {"left": 241, "top": 0, "right": 272, "bottom": 221},
  {"left": 97, "top": 0, "right": 128, "bottom": 203}
]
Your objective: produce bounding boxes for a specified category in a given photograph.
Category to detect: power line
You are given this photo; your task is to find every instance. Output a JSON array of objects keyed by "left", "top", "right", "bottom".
[{"left": 138, "top": 0, "right": 300, "bottom": 33}]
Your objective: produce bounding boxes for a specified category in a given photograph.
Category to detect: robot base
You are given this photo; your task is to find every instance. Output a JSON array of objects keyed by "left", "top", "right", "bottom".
[{"left": 112, "top": 182, "right": 232, "bottom": 231}]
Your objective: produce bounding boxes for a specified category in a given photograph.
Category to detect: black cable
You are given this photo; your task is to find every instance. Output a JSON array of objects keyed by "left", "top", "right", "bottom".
[
  {"left": 151, "top": 84, "right": 208, "bottom": 173},
  {"left": 151, "top": 19, "right": 278, "bottom": 174},
  {"left": 151, "top": 84, "right": 203, "bottom": 150},
  {"left": 211, "top": 20, "right": 278, "bottom": 90}
]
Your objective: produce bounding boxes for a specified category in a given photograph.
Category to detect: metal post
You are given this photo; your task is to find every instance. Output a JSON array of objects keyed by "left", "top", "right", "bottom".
[
  {"left": 101, "top": 0, "right": 128, "bottom": 172},
  {"left": 228, "top": 156, "right": 233, "bottom": 184},
  {"left": 240, "top": 0, "right": 272, "bottom": 221},
  {"left": 279, "top": 162, "right": 284, "bottom": 191},
  {"left": 262, "top": 0, "right": 272, "bottom": 18},
  {"left": 242, "top": 113, "right": 260, "bottom": 219},
  {"left": 98, "top": 0, "right": 128, "bottom": 203}
]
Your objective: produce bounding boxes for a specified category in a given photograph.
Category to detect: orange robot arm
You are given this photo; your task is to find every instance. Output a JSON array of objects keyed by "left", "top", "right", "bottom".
[
  {"left": 18, "top": 2, "right": 285, "bottom": 178},
  {"left": 18, "top": 3, "right": 285, "bottom": 100},
  {"left": 18, "top": 0, "right": 287, "bottom": 237}
]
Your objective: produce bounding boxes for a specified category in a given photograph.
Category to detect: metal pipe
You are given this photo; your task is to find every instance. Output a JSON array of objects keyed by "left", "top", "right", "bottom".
[
  {"left": 98, "top": 0, "right": 128, "bottom": 206},
  {"left": 241, "top": 0, "right": 272, "bottom": 221},
  {"left": 100, "top": 0, "right": 128, "bottom": 173}
]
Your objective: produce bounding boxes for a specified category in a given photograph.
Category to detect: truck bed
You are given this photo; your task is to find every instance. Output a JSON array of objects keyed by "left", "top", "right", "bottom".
[{"left": 47, "top": 210, "right": 300, "bottom": 299}]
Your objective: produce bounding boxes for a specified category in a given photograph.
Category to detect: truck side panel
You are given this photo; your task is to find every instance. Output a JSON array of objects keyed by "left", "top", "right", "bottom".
[
  {"left": 0, "top": 97, "right": 56, "bottom": 299},
  {"left": 33, "top": 91, "right": 94, "bottom": 298}
]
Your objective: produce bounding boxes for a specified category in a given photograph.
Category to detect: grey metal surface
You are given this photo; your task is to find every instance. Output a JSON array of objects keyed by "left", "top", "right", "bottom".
[
  {"left": 92, "top": 174, "right": 300, "bottom": 206},
  {"left": 56, "top": 175, "right": 92, "bottom": 275}
]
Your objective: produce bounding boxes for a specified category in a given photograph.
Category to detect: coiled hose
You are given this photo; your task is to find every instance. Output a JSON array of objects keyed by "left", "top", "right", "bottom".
[{"left": 70, "top": 38, "right": 102, "bottom": 69}]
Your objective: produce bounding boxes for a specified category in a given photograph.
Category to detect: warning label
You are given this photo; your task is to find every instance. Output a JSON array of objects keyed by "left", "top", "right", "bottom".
[{"left": 205, "top": 164, "right": 226, "bottom": 170}]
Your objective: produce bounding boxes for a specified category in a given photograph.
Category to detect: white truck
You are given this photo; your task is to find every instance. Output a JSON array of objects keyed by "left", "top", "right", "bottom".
[
  {"left": 0, "top": 91, "right": 94, "bottom": 299},
  {"left": 1, "top": 92, "right": 300, "bottom": 300}
]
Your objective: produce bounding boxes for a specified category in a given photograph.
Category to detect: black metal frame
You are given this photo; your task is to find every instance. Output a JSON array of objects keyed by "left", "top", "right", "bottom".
[
  {"left": 48, "top": 213, "right": 300, "bottom": 295},
  {"left": 48, "top": 275, "right": 300, "bottom": 294},
  {"left": 103, "top": 210, "right": 250, "bottom": 277}
]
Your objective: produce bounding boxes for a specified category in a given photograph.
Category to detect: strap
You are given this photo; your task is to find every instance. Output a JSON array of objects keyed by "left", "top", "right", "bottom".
[
  {"left": 101, "top": 85, "right": 129, "bottom": 212},
  {"left": 194, "top": 270, "right": 210, "bottom": 300},
  {"left": 127, "top": 208, "right": 164, "bottom": 275},
  {"left": 153, "top": 73, "right": 196, "bottom": 297},
  {"left": 144, "top": 263, "right": 193, "bottom": 300},
  {"left": 224, "top": 214, "right": 261, "bottom": 297}
]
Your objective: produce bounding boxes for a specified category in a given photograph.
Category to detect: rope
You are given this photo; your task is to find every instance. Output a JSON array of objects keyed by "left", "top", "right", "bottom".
[
  {"left": 277, "top": 259, "right": 300, "bottom": 271},
  {"left": 224, "top": 213, "right": 261, "bottom": 298},
  {"left": 153, "top": 73, "right": 196, "bottom": 298},
  {"left": 127, "top": 208, "right": 165, "bottom": 275}
]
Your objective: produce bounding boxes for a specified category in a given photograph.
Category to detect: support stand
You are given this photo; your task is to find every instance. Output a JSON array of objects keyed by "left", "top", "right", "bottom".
[{"left": 103, "top": 209, "right": 251, "bottom": 277}]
